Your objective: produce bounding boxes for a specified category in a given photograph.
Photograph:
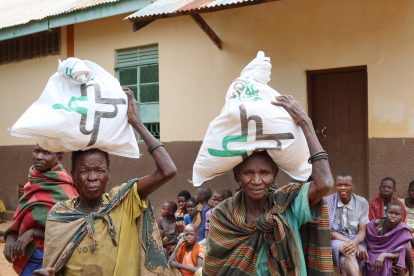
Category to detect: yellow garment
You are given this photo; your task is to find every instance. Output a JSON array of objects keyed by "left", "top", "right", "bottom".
[
  {"left": 0, "top": 198, "right": 5, "bottom": 213},
  {"left": 399, "top": 198, "right": 414, "bottom": 226},
  {"left": 57, "top": 182, "right": 146, "bottom": 276}
]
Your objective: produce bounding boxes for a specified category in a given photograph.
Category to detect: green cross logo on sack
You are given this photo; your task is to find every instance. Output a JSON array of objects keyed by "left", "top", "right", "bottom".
[
  {"left": 208, "top": 104, "right": 294, "bottom": 158},
  {"left": 52, "top": 83, "right": 126, "bottom": 147}
]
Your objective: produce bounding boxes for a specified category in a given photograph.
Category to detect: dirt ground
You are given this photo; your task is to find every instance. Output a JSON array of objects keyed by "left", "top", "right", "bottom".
[
  {"left": 0, "top": 221, "right": 17, "bottom": 276},
  {"left": 0, "top": 243, "right": 17, "bottom": 276}
]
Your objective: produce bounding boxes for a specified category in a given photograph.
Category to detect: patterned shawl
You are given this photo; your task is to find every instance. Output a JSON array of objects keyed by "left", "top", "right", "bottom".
[
  {"left": 369, "top": 193, "right": 406, "bottom": 223},
  {"left": 365, "top": 219, "right": 412, "bottom": 276},
  {"left": 203, "top": 183, "right": 333, "bottom": 276},
  {"left": 4, "top": 164, "right": 78, "bottom": 275},
  {"left": 43, "top": 179, "right": 169, "bottom": 275}
]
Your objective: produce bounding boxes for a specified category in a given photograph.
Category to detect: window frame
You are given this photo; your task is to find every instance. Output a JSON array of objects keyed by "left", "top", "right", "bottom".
[
  {"left": 115, "top": 44, "right": 160, "bottom": 141},
  {"left": 0, "top": 28, "right": 61, "bottom": 65}
]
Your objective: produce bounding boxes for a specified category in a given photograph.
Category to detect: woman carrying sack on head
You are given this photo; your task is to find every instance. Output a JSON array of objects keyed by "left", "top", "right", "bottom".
[{"left": 33, "top": 88, "right": 177, "bottom": 276}]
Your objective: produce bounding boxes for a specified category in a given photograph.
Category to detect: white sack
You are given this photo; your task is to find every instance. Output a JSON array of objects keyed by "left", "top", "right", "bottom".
[
  {"left": 11, "top": 58, "right": 140, "bottom": 158},
  {"left": 192, "top": 51, "right": 311, "bottom": 186}
]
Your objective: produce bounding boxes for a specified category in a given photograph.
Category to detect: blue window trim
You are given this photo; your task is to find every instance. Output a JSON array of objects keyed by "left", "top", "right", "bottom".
[{"left": 0, "top": 0, "right": 153, "bottom": 41}]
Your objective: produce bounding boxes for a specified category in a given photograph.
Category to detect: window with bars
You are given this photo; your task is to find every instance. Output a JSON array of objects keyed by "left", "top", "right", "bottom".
[
  {"left": 116, "top": 44, "right": 160, "bottom": 140},
  {"left": 0, "top": 28, "right": 60, "bottom": 65}
]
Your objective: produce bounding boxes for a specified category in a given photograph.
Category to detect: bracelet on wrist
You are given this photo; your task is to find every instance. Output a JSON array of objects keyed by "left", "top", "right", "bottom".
[
  {"left": 308, "top": 150, "right": 329, "bottom": 164},
  {"left": 148, "top": 141, "right": 164, "bottom": 153}
]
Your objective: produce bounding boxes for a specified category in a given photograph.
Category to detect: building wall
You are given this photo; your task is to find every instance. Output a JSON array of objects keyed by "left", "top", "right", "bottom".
[{"left": 1, "top": 0, "right": 414, "bottom": 212}]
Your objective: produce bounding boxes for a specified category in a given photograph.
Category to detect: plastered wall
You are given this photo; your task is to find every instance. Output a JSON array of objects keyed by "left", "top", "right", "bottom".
[
  {"left": 2, "top": 0, "right": 414, "bottom": 146},
  {"left": 0, "top": 26, "right": 68, "bottom": 146}
]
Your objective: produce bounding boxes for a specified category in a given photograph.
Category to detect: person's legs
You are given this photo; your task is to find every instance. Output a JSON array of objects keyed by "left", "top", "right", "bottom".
[
  {"left": 339, "top": 247, "right": 359, "bottom": 276},
  {"left": 406, "top": 244, "right": 414, "bottom": 276},
  {"left": 20, "top": 248, "right": 43, "bottom": 276},
  {"left": 396, "top": 269, "right": 405, "bottom": 276},
  {"left": 339, "top": 257, "right": 348, "bottom": 276},
  {"left": 0, "top": 212, "right": 4, "bottom": 223}
]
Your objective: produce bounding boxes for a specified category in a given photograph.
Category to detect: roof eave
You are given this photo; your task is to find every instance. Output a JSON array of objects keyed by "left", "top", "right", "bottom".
[{"left": 128, "top": 0, "right": 280, "bottom": 22}]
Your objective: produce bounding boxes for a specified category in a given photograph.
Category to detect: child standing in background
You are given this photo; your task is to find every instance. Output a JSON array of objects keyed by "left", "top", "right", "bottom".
[
  {"left": 159, "top": 201, "right": 180, "bottom": 259},
  {"left": 184, "top": 198, "right": 197, "bottom": 226},
  {"left": 192, "top": 187, "right": 212, "bottom": 242},
  {"left": 223, "top": 189, "right": 232, "bottom": 199},
  {"left": 205, "top": 190, "right": 225, "bottom": 239},
  {"left": 175, "top": 190, "right": 191, "bottom": 232}
]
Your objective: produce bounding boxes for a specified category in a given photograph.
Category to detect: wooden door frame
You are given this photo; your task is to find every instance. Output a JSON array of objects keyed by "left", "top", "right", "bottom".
[{"left": 306, "top": 65, "right": 369, "bottom": 195}]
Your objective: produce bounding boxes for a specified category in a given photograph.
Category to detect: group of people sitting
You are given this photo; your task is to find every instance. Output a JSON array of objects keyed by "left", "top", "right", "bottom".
[
  {"left": 157, "top": 187, "right": 232, "bottom": 275},
  {"left": 328, "top": 172, "right": 414, "bottom": 276}
]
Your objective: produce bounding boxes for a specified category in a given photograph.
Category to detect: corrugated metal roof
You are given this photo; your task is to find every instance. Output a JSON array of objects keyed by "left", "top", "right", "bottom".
[
  {"left": 0, "top": 0, "right": 118, "bottom": 30},
  {"left": 126, "top": 0, "right": 268, "bottom": 20}
]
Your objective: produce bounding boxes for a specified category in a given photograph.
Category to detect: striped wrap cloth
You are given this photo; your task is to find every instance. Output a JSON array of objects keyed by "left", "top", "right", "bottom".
[
  {"left": 203, "top": 182, "right": 333, "bottom": 276},
  {"left": 4, "top": 164, "right": 78, "bottom": 275}
]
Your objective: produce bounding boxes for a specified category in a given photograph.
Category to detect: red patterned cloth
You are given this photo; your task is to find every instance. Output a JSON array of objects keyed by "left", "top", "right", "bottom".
[
  {"left": 4, "top": 164, "right": 78, "bottom": 275},
  {"left": 369, "top": 193, "right": 406, "bottom": 223}
]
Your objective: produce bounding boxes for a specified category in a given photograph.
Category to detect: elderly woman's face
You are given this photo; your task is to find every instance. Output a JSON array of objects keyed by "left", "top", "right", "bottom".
[
  {"left": 32, "top": 144, "right": 61, "bottom": 172},
  {"left": 235, "top": 154, "right": 276, "bottom": 201},
  {"left": 72, "top": 151, "right": 109, "bottom": 201}
]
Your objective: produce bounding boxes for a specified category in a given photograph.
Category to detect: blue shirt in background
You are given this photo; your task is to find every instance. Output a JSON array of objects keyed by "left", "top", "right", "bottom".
[{"left": 184, "top": 214, "right": 192, "bottom": 225}]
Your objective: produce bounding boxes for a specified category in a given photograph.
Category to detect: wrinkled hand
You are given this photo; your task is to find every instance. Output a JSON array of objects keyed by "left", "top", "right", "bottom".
[
  {"left": 13, "top": 230, "right": 34, "bottom": 258},
  {"left": 3, "top": 234, "right": 17, "bottom": 263},
  {"left": 357, "top": 244, "right": 368, "bottom": 261},
  {"left": 271, "top": 95, "right": 309, "bottom": 125},
  {"left": 123, "top": 87, "right": 140, "bottom": 124},
  {"left": 342, "top": 240, "right": 357, "bottom": 255},
  {"left": 374, "top": 253, "right": 386, "bottom": 270},
  {"left": 33, "top": 267, "right": 55, "bottom": 276},
  {"left": 169, "top": 260, "right": 180, "bottom": 269}
]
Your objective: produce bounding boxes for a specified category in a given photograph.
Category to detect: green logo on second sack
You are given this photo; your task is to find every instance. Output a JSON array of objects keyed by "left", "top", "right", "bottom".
[{"left": 239, "top": 78, "right": 262, "bottom": 102}]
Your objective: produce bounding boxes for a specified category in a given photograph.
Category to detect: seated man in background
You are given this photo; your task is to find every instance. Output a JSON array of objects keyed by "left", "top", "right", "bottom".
[
  {"left": 369, "top": 177, "right": 406, "bottom": 223},
  {"left": 326, "top": 172, "right": 369, "bottom": 276},
  {"left": 364, "top": 201, "right": 414, "bottom": 276}
]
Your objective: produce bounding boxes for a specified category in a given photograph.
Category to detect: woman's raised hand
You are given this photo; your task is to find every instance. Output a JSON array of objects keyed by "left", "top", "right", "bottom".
[
  {"left": 123, "top": 87, "right": 140, "bottom": 125},
  {"left": 271, "top": 95, "right": 309, "bottom": 126}
]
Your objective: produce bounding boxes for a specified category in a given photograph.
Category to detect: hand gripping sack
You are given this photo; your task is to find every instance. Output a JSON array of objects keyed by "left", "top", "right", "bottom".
[
  {"left": 10, "top": 58, "right": 140, "bottom": 158},
  {"left": 192, "top": 51, "right": 311, "bottom": 186}
]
